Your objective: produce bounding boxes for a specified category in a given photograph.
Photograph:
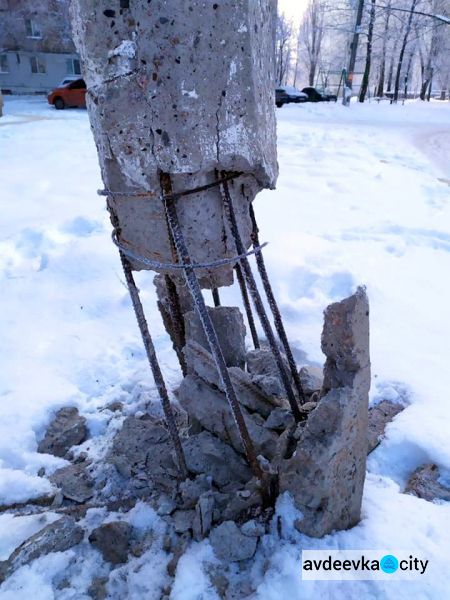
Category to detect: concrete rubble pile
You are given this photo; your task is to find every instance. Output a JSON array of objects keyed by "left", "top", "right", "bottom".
[
  {"left": 94, "top": 287, "right": 370, "bottom": 551},
  {"left": 0, "top": 288, "right": 371, "bottom": 594}
]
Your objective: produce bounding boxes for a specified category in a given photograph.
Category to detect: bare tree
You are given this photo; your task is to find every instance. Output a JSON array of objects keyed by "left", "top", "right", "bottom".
[
  {"left": 298, "top": 0, "right": 326, "bottom": 86},
  {"left": 359, "top": 0, "right": 377, "bottom": 101},
  {"left": 393, "top": 0, "right": 420, "bottom": 102},
  {"left": 418, "top": 0, "right": 446, "bottom": 98},
  {"left": 375, "top": 0, "right": 392, "bottom": 96},
  {"left": 275, "top": 13, "right": 294, "bottom": 86}
]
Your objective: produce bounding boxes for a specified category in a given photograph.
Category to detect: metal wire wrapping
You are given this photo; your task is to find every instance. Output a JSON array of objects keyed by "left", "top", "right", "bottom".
[{"left": 111, "top": 230, "right": 268, "bottom": 271}]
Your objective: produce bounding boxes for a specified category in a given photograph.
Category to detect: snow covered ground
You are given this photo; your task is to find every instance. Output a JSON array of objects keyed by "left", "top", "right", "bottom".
[{"left": 1, "top": 95, "right": 449, "bottom": 599}]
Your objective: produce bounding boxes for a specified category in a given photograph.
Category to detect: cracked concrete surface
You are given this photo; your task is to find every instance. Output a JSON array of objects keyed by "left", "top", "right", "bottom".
[{"left": 70, "top": 0, "right": 278, "bottom": 287}]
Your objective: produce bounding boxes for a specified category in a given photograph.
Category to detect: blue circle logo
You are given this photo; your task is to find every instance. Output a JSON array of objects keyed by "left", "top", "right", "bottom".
[{"left": 380, "top": 555, "right": 399, "bottom": 574}]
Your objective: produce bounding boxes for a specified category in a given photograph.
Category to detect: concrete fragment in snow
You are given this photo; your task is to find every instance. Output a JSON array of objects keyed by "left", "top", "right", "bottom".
[
  {"left": 209, "top": 520, "right": 257, "bottom": 562},
  {"left": 367, "top": 399, "right": 404, "bottom": 453},
  {"left": 279, "top": 287, "right": 370, "bottom": 537},
  {"left": 89, "top": 521, "right": 132, "bottom": 565},
  {"left": 0, "top": 516, "right": 83, "bottom": 583},
  {"left": 49, "top": 462, "right": 94, "bottom": 503},
  {"left": 182, "top": 431, "right": 252, "bottom": 488},
  {"left": 38, "top": 407, "right": 87, "bottom": 458},
  {"left": 405, "top": 464, "right": 450, "bottom": 502}
]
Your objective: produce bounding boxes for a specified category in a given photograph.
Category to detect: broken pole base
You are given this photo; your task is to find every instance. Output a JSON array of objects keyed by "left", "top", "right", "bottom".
[{"left": 278, "top": 287, "right": 370, "bottom": 537}]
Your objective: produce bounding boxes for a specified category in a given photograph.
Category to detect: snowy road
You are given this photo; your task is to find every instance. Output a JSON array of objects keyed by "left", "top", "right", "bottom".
[{"left": 1, "top": 96, "right": 450, "bottom": 599}]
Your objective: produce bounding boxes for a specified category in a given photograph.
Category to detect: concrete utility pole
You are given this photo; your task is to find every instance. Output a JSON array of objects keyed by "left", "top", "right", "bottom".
[
  {"left": 70, "top": 0, "right": 371, "bottom": 541},
  {"left": 343, "top": 0, "right": 365, "bottom": 106}
]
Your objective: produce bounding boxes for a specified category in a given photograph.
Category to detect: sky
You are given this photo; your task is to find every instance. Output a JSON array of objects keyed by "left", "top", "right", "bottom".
[{"left": 278, "top": 0, "right": 309, "bottom": 24}]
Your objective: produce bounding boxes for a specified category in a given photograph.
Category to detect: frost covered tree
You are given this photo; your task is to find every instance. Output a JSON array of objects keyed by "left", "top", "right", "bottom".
[
  {"left": 297, "top": 0, "right": 326, "bottom": 86},
  {"left": 275, "top": 12, "right": 294, "bottom": 85}
]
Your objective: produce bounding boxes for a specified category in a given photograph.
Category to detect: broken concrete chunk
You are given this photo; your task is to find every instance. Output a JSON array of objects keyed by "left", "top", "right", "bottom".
[
  {"left": 405, "top": 464, "right": 450, "bottom": 502},
  {"left": 172, "top": 510, "right": 195, "bottom": 534},
  {"left": 89, "top": 521, "right": 133, "bottom": 565},
  {"left": 240, "top": 519, "right": 266, "bottom": 537},
  {"left": 246, "top": 349, "right": 293, "bottom": 400},
  {"left": 192, "top": 492, "right": 215, "bottom": 541},
  {"left": 38, "top": 407, "right": 88, "bottom": 458},
  {"left": 247, "top": 349, "right": 290, "bottom": 381},
  {"left": 280, "top": 388, "right": 368, "bottom": 538},
  {"left": 184, "top": 340, "right": 280, "bottom": 416},
  {"left": 368, "top": 399, "right": 405, "bottom": 453},
  {"left": 321, "top": 286, "right": 370, "bottom": 393},
  {"left": 182, "top": 431, "right": 251, "bottom": 488},
  {"left": 179, "top": 474, "right": 212, "bottom": 509},
  {"left": 222, "top": 488, "right": 262, "bottom": 522},
  {"left": 301, "top": 401, "right": 318, "bottom": 413},
  {"left": 0, "top": 516, "right": 84, "bottom": 583},
  {"left": 49, "top": 463, "right": 94, "bottom": 504},
  {"left": 298, "top": 365, "right": 324, "bottom": 396},
  {"left": 279, "top": 288, "right": 370, "bottom": 538},
  {"left": 105, "top": 401, "right": 123, "bottom": 413},
  {"left": 154, "top": 274, "right": 191, "bottom": 372},
  {"left": 157, "top": 497, "right": 177, "bottom": 516},
  {"left": 178, "top": 375, "right": 278, "bottom": 459},
  {"left": 108, "top": 417, "right": 178, "bottom": 493},
  {"left": 185, "top": 307, "right": 246, "bottom": 369},
  {"left": 264, "top": 408, "right": 295, "bottom": 432},
  {"left": 209, "top": 521, "right": 257, "bottom": 562}
]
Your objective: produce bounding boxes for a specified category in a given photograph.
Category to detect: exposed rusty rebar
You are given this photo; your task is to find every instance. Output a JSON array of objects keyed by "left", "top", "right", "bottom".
[
  {"left": 119, "top": 252, "right": 188, "bottom": 479},
  {"left": 220, "top": 176, "right": 302, "bottom": 422},
  {"left": 235, "top": 263, "right": 260, "bottom": 350},
  {"left": 212, "top": 288, "right": 221, "bottom": 307},
  {"left": 163, "top": 274, "right": 188, "bottom": 376},
  {"left": 249, "top": 203, "right": 306, "bottom": 404},
  {"left": 160, "top": 172, "right": 265, "bottom": 484}
]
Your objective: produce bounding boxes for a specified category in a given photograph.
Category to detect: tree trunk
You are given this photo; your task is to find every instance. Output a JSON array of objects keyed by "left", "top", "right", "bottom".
[
  {"left": 344, "top": 0, "right": 365, "bottom": 105},
  {"left": 359, "top": 0, "right": 376, "bottom": 102},
  {"left": 376, "top": 3, "right": 391, "bottom": 97},
  {"left": 309, "top": 62, "right": 316, "bottom": 86},
  {"left": 387, "top": 35, "right": 400, "bottom": 93},
  {"left": 393, "top": 0, "right": 418, "bottom": 103}
]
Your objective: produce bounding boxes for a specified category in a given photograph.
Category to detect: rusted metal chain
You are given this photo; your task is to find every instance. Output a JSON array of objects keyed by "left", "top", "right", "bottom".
[
  {"left": 160, "top": 172, "right": 265, "bottom": 484},
  {"left": 119, "top": 251, "right": 188, "bottom": 479},
  {"left": 249, "top": 203, "right": 306, "bottom": 404},
  {"left": 220, "top": 176, "right": 302, "bottom": 423},
  {"left": 235, "top": 263, "right": 260, "bottom": 350}
]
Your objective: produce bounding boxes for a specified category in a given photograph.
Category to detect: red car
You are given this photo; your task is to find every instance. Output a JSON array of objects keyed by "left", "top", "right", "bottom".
[{"left": 47, "top": 78, "right": 86, "bottom": 109}]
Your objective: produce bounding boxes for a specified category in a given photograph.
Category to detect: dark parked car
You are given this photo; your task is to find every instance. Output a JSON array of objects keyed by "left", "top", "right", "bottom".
[
  {"left": 275, "top": 86, "right": 308, "bottom": 107},
  {"left": 301, "top": 87, "right": 338, "bottom": 103},
  {"left": 48, "top": 78, "right": 86, "bottom": 109}
]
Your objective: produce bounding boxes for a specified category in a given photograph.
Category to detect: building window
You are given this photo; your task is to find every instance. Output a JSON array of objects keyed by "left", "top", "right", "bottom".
[
  {"left": 30, "top": 56, "right": 46, "bottom": 74},
  {"left": 0, "top": 54, "right": 9, "bottom": 73},
  {"left": 25, "top": 19, "right": 42, "bottom": 39},
  {"left": 66, "top": 58, "right": 81, "bottom": 75}
]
